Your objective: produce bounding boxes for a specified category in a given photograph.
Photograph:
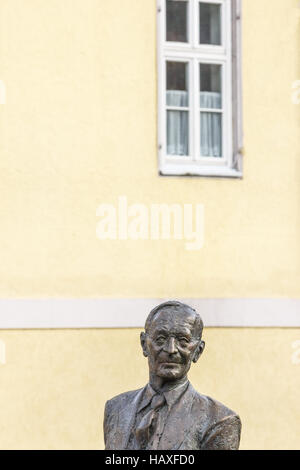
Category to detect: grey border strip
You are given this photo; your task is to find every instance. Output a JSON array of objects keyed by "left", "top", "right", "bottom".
[{"left": 0, "top": 299, "right": 299, "bottom": 329}]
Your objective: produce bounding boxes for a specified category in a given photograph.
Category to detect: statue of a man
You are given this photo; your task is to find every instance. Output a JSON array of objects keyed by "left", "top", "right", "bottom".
[{"left": 104, "top": 301, "right": 241, "bottom": 450}]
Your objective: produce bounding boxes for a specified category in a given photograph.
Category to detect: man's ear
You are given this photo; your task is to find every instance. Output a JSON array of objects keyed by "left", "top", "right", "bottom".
[
  {"left": 192, "top": 340, "right": 205, "bottom": 363},
  {"left": 140, "top": 332, "right": 148, "bottom": 358}
]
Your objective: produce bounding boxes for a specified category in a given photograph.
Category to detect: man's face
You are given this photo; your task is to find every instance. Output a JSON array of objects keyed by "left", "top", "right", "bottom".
[{"left": 142, "top": 308, "right": 203, "bottom": 381}]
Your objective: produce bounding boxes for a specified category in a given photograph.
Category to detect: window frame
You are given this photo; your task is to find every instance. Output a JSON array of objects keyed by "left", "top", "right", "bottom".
[{"left": 157, "top": 0, "right": 243, "bottom": 177}]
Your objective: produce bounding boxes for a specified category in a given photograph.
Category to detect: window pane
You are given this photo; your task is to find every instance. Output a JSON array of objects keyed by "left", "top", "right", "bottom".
[
  {"left": 200, "top": 63, "right": 222, "bottom": 109},
  {"left": 200, "top": 112, "right": 222, "bottom": 157},
  {"left": 166, "top": 0, "right": 188, "bottom": 42},
  {"left": 166, "top": 61, "right": 189, "bottom": 156},
  {"left": 167, "top": 61, "right": 189, "bottom": 107},
  {"left": 167, "top": 110, "right": 189, "bottom": 156},
  {"left": 200, "top": 2, "right": 221, "bottom": 45}
]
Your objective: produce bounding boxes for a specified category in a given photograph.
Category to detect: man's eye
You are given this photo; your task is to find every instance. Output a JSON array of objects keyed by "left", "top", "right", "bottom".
[
  {"left": 155, "top": 336, "right": 165, "bottom": 343},
  {"left": 179, "top": 338, "right": 189, "bottom": 345}
]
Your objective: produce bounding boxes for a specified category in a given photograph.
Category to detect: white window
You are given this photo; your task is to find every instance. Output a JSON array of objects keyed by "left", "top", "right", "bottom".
[{"left": 157, "top": 0, "right": 243, "bottom": 177}]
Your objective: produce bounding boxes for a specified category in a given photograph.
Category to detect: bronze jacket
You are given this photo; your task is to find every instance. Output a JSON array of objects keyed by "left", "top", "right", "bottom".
[{"left": 104, "top": 382, "right": 241, "bottom": 450}]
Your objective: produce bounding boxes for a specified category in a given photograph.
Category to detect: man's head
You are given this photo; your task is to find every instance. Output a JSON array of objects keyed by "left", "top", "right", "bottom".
[{"left": 140, "top": 301, "right": 205, "bottom": 382}]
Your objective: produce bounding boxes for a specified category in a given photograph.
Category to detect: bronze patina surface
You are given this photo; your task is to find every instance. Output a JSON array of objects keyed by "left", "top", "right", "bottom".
[{"left": 104, "top": 301, "right": 241, "bottom": 450}]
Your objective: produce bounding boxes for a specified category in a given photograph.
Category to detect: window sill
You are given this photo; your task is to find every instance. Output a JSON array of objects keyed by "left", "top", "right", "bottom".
[{"left": 159, "top": 164, "right": 243, "bottom": 178}]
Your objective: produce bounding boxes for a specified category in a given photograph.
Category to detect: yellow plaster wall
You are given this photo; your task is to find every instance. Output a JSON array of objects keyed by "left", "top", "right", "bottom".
[{"left": 0, "top": 0, "right": 299, "bottom": 297}]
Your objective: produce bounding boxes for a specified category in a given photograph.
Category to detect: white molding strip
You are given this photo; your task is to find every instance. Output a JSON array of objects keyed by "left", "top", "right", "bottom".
[{"left": 0, "top": 298, "right": 299, "bottom": 329}]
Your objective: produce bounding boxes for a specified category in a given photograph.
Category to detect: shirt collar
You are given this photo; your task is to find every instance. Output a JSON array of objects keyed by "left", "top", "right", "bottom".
[
  {"left": 138, "top": 384, "right": 156, "bottom": 413},
  {"left": 138, "top": 380, "right": 189, "bottom": 412}
]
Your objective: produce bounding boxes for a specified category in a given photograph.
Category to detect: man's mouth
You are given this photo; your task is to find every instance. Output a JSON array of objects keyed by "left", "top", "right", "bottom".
[{"left": 159, "top": 360, "right": 182, "bottom": 365}]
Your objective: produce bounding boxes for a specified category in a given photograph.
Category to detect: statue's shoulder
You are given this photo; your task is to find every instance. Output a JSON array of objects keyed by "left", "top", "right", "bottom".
[
  {"left": 189, "top": 387, "right": 241, "bottom": 449},
  {"left": 191, "top": 386, "right": 240, "bottom": 422},
  {"left": 104, "top": 387, "right": 144, "bottom": 414}
]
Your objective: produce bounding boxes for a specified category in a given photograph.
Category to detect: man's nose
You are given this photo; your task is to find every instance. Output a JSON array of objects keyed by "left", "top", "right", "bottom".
[{"left": 163, "top": 337, "right": 177, "bottom": 354}]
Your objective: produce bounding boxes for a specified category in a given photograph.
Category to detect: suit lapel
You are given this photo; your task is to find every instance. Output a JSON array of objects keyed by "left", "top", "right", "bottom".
[{"left": 113, "top": 387, "right": 145, "bottom": 449}]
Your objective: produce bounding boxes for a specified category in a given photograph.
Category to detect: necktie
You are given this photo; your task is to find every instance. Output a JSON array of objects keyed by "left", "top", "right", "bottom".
[{"left": 135, "top": 393, "right": 166, "bottom": 449}]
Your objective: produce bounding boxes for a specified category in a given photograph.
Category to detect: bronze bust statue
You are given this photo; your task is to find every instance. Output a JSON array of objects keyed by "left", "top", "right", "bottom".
[{"left": 104, "top": 301, "right": 241, "bottom": 450}]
